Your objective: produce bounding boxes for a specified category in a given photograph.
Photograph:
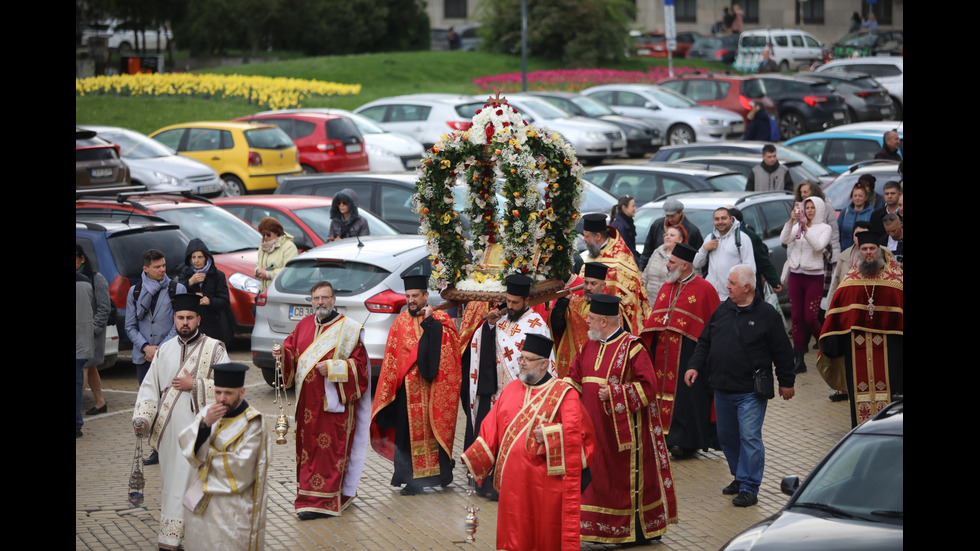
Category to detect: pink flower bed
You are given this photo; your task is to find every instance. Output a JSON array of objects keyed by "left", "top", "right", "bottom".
[{"left": 473, "top": 67, "right": 700, "bottom": 92}]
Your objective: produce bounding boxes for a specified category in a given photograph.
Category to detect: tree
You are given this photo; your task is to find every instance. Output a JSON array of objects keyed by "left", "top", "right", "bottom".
[{"left": 477, "top": 0, "right": 632, "bottom": 66}]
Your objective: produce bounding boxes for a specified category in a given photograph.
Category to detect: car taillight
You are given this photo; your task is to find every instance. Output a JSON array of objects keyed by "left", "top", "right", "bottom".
[
  {"left": 738, "top": 94, "right": 753, "bottom": 111},
  {"left": 713, "top": 49, "right": 729, "bottom": 58},
  {"left": 248, "top": 151, "right": 262, "bottom": 166},
  {"left": 364, "top": 289, "right": 406, "bottom": 314},
  {"left": 316, "top": 140, "right": 341, "bottom": 155},
  {"left": 854, "top": 91, "right": 876, "bottom": 98},
  {"left": 447, "top": 121, "right": 473, "bottom": 131},
  {"left": 256, "top": 290, "right": 268, "bottom": 307},
  {"left": 108, "top": 273, "right": 131, "bottom": 309},
  {"left": 803, "top": 95, "right": 829, "bottom": 107}
]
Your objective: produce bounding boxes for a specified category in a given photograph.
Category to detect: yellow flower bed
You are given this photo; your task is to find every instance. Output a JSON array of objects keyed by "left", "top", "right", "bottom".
[{"left": 75, "top": 73, "right": 361, "bottom": 110}]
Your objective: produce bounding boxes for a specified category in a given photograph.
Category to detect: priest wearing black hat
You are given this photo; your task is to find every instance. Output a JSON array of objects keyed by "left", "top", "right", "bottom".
[
  {"left": 133, "top": 294, "right": 231, "bottom": 550},
  {"left": 579, "top": 213, "right": 651, "bottom": 338},
  {"left": 640, "top": 242, "right": 722, "bottom": 460},
  {"left": 463, "top": 273, "right": 554, "bottom": 500},
  {"left": 566, "top": 294, "right": 678, "bottom": 545},
  {"left": 178, "top": 363, "right": 270, "bottom": 551},
  {"left": 371, "top": 275, "right": 461, "bottom": 495},
  {"left": 461, "top": 332, "right": 596, "bottom": 551}
]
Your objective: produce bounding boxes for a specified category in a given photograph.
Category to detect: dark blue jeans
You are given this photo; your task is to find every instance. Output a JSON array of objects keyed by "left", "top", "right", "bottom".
[{"left": 714, "top": 390, "right": 768, "bottom": 495}]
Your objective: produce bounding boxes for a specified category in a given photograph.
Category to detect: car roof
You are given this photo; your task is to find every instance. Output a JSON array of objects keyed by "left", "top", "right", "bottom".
[
  {"left": 592, "top": 163, "right": 742, "bottom": 177},
  {"left": 288, "top": 235, "right": 428, "bottom": 267},
  {"left": 152, "top": 121, "right": 278, "bottom": 132},
  {"left": 212, "top": 195, "right": 334, "bottom": 209},
  {"left": 75, "top": 219, "right": 182, "bottom": 235},
  {"left": 236, "top": 112, "right": 343, "bottom": 122},
  {"left": 819, "top": 57, "right": 903, "bottom": 68},
  {"left": 76, "top": 193, "right": 218, "bottom": 215},
  {"left": 853, "top": 400, "right": 903, "bottom": 437},
  {"left": 361, "top": 93, "right": 475, "bottom": 105},
  {"left": 661, "top": 72, "right": 754, "bottom": 82},
  {"left": 278, "top": 172, "right": 417, "bottom": 190},
  {"left": 638, "top": 190, "right": 792, "bottom": 209}
]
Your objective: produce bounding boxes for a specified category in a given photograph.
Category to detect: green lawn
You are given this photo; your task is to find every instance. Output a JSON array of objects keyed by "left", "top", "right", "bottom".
[{"left": 76, "top": 50, "right": 732, "bottom": 135}]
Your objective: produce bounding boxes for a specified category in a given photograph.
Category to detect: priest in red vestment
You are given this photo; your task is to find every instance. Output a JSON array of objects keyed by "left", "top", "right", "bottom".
[
  {"left": 579, "top": 213, "right": 651, "bottom": 335},
  {"left": 819, "top": 234, "right": 903, "bottom": 428},
  {"left": 462, "top": 333, "right": 595, "bottom": 551},
  {"left": 273, "top": 281, "right": 370, "bottom": 520},
  {"left": 371, "top": 275, "right": 461, "bottom": 495},
  {"left": 640, "top": 243, "right": 721, "bottom": 459},
  {"left": 567, "top": 294, "right": 678, "bottom": 545},
  {"left": 550, "top": 262, "right": 626, "bottom": 378}
]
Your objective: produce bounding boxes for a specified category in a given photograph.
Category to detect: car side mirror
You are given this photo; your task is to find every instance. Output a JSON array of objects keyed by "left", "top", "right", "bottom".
[
  {"left": 780, "top": 475, "right": 800, "bottom": 496},
  {"left": 644, "top": 102, "right": 660, "bottom": 111}
]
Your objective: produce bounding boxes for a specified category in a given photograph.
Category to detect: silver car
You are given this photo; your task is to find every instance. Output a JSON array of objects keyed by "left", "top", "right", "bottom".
[
  {"left": 354, "top": 93, "right": 480, "bottom": 149},
  {"left": 251, "top": 235, "right": 438, "bottom": 384},
  {"left": 581, "top": 84, "right": 746, "bottom": 145}
]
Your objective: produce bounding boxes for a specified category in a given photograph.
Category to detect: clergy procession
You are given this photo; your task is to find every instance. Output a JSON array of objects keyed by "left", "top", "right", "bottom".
[{"left": 76, "top": 93, "right": 901, "bottom": 550}]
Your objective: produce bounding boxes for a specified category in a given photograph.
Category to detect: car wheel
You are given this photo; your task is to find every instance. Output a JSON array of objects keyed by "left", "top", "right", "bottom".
[
  {"left": 779, "top": 112, "right": 805, "bottom": 140},
  {"left": 667, "top": 124, "right": 695, "bottom": 145},
  {"left": 301, "top": 164, "right": 318, "bottom": 175},
  {"left": 891, "top": 98, "right": 903, "bottom": 120},
  {"left": 845, "top": 107, "right": 857, "bottom": 124},
  {"left": 222, "top": 175, "right": 247, "bottom": 196},
  {"left": 778, "top": 60, "right": 789, "bottom": 72},
  {"left": 117, "top": 41, "right": 133, "bottom": 56},
  {"left": 261, "top": 367, "right": 278, "bottom": 387}
]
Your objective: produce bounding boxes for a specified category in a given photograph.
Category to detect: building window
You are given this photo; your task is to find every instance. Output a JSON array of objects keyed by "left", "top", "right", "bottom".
[
  {"left": 866, "top": 0, "right": 893, "bottom": 25},
  {"left": 733, "top": 1, "right": 759, "bottom": 25},
  {"left": 444, "top": 0, "right": 467, "bottom": 19},
  {"left": 676, "top": 0, "right": 696, "bottom": 23},
  {"left": 796, "top": 0, "right": 825, "bottom": 25}
]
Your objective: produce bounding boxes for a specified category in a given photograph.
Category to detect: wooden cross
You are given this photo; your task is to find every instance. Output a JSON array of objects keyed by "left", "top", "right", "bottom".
[{"left": 486, "top": 88, "right": 507, "bottom": 104}]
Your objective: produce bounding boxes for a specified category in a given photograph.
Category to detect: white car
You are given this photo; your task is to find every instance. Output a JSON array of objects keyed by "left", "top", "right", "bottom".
[
  {"left": 581, "top": 84, "right": 745, "bottom": 145},
  {"left": 81, "top": 125, "right": 224, "bottom": 197},
  {"left": 738, "top": 28, "right": 825, "bottom": 71},
  {"left": 812, "top": 57, "right": 904, "bottom": 120},
  {"left": 255, "top": 108, "right": 425, "bottom": 172},
  {"left": 354, "top": 93, "right": 479, "bottom": 149},
  {"left": 81, "top": 20, "right": 172, "bottom": 54}
]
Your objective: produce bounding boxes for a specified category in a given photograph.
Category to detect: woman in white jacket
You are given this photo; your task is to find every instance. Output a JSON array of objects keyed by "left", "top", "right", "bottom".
[
  {"left": 781, "top": 196, "right": 832, "bottom": 373},
  {"left": 641, "top": 225, "right": 687, "bottom": 306}
]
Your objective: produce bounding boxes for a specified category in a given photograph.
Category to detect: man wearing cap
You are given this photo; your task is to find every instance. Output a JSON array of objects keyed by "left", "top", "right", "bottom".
[
  {"left": 133, "top": 293, "right": 230, "bottom": 550},
  {"left": 641, "top": 243, "right": 722, "bottom": 460},
  {"left": 579, "top": 213, "right": 651, "bottom": 335},
  {"left": 639, "top": 198, "right": 704, "bottom": 270},
  {"left": 463, "top": 273, "right": 554, "bottom": 499},
  {"left": 178, "top": 363, "right": 269, "bottom": 551},
  {"left": 462, "top": 333, "right": 595, "bottom": 551},
  {"left": 272, "top": 280, "right": 370, "bottom": 519},
  {"left": 819, "top": 233, "right": 903, "bottom": 428},
  {"left": 371, "top": 275, "right": 461, "bottom": 495},
  {"left": 567, "top": 294, "right": 677, "bottom": 545},
  {"left": 694, "top": 207, "right": 756, "bottom": 301}
]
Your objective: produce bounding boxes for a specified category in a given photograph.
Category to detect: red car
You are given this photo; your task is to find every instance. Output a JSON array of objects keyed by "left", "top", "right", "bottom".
[
  {"left": 658, "top": 74, "right": 772, "bottom": 124},
  {"left": 75, "top": 193, "right": 264, "bottom": 334},
  {"left": 234, "top": 112, "right": 370, "bottom": 175},
  {"left": 633, "top": 31, "right": 703, "bottom": 58}
]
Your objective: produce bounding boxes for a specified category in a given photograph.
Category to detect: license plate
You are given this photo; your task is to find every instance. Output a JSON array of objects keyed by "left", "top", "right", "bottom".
[
  {"left": 289, "top": 305, "right": 314, "bottom": 320},
  {"left": 347, "top": 144, "right": 361, "bottom": 153},
  {"left": 637, "top": 48, "right": 651, "bottom": 56},
  {"left": 199, "top": 184, "right": 222, "bottom": 194},
  {"left": 833, "top": 111, "right": 845, "bottom": 120},
  {"left": 91, "top": 168, "right": 113, "bottom": 178}
]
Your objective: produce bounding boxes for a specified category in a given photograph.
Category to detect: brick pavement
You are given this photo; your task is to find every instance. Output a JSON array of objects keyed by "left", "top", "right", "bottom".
[{"left": 76, "top": 346, "right": 851, "bottom": 550}]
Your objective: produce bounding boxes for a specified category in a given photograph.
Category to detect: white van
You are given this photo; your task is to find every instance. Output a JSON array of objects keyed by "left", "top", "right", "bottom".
[{"left": 738, "top": 29, "right": 825, "bottom": 71}]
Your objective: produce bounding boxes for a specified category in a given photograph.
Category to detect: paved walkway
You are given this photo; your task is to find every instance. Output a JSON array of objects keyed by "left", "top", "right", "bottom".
[{"left": 76, "top": 344, "right": 850, "bottom": 550}]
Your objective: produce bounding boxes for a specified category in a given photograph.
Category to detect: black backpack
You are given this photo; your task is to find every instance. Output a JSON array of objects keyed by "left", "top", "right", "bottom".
[{"left": 131, "top": 278, "right": 179, "bottom": 310}]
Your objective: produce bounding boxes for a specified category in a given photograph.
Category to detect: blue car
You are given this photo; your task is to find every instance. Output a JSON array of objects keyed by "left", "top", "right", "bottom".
[{"left": 784, "top": 129, "right": 902, "bottom": 174}]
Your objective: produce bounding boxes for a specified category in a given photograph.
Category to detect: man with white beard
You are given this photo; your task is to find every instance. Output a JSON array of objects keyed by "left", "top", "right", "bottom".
[{"left": 641, "top": 243, "right": 722, "bottom": 459}]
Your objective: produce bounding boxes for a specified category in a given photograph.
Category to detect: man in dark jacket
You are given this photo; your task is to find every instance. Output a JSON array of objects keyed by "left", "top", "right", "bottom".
[
  {"left": 746, "top": 144, "right": 793, "bottom": 192},
  {"left": 874, "top": 130, "right": 902, "bottom": 161},
  {"left": 176, "top": 238, "right": 231, "bottom": 344},
  {"left": 684, "top": 264, "right": 795, "bottom": 508},
  {"left": 639, "top": 198, "right": 704, "bottom": 270}
]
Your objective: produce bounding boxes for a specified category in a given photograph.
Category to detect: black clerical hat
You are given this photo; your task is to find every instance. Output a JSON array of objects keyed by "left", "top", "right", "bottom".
[
  {"left": 213, "top": 363, "right": 248, "bottom": 388},
  {"left": 583, "top": 213, "right": 607, "bottom": 233},
  {"left": 173, "top": 293, "right": 201, "bottom": 315},
  {"left": 671, "top": 243, "right": 697, "bottom": 264},
  {"left": 583, "top": 262, "right": 609, "bottom": 280},
  {"left": 505, "top": 274, "right": 533, "bottom": 297},
  {"left": 589, "top": 294, "right": 621, "bottom": 316},
  {"left": 402, "top": 274, "right": 428, "bottom": 291},
  {"left": 522, "top": 333, "right": 554, "bottom": 359}
]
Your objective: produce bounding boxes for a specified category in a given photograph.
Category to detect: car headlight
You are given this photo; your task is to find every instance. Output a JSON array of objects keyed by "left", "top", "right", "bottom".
[
  {"left": 701, "top": 118, "right": 724, "bottom": 125},
  {"left": 366, "top": 143, "right": 398, "bottom": 159},
  {"left": 152, "top": 171, "right": 181, "bottom": 186},
  {"left": 585, "top": 132, "right": 606, "bottom": 141},
  {"left": 228, "top": 272, "right": 262, "bottom": 294}
]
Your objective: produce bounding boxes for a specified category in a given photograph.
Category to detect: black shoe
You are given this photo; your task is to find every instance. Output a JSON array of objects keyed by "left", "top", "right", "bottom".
[
  {"left": 722, "top": 480, "right": 741, "bottom": 495},
  {"left": 297, "top": 511, "right": 330, "bottom": 520},
  {"left": 732, "top": 491, "right": 758, "bottom": 507},
  {"left": 86, "top": 404, "right": 108, "bottom": 415},
  {"left": 670, "top": 446, "right": 696, "bottom": 460},
  {"left": 143, "top": 450, "right": 159, "bottom": 465},
  {"left": 76, "top": 428, "right": 83, "bottom": 438},
  {"left": 484, "top": 487, "right": 499, "bottom": 501},
  {"left": 794, "top": 352, "right": 807, "bottom": 374},
  {"left": 400, "top": 484, "right": 422, "bottom": 496},
  {"left": 829, "top": 391, "right": 848, "bottom": 402},
  {"left": 441, "top": 460, "right": 455, "bottom": 487}
]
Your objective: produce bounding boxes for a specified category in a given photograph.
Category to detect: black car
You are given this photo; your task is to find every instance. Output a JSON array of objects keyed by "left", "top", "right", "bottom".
[
  {"left": 525, "top": 91, "right": 662, "bottom": 157},
  {"left": 721, "top": 400, "right": 903, "bottom": 550},
  {"left": 751, "top": 75, "right": 848, "bottom": 139},
  {"left": 585, "top": 163, "right": 746, "bottom": 205},
  {"left": 686, "top": 34, "right": 740, "bottom": 64},
  {"left": 829, "top": 29, "right": 904, "bottom": 59},
  {"left": 800, "top": 72, "right": 896, "bottom": 122}
]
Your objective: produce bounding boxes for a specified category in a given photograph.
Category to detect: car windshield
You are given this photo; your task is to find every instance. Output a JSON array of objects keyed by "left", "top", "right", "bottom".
[
  {"left": 276, "top": 258, "right": 391, "bottom": 296},
  {"left": 570, "top": 96, "right": 617, "bottom": 117},
  {"left": 99, "top": 129, "right": 176, "bottom": 159},
  {"left": 707, "top": 174, "right": 748, "bottom": 192},
  {"left": 293, "top": 206, "right": 399, "bottom": 238},
  {"left": 691, "top": 37, "right": 723, "bottom": 49},
  {"left": 792, "top": 433, "right": 903, "bottom": 524},
  {"left": 152, "top": 206, "right": 260, "bottom": 254},
  {"left": 344, "top": 112, "right": 388, "bottom": 135},
  {"left": 823, "top": 168, "right": 901, "bottom": 209},
  {"left": 243, "top": 127, "right": 294, "bottom": 149},
  {"left": 648, "top": 87, "right": 698, "bottom": 108},
  {"left": 776, "top": 146, "right": 837, "bottom": 178},
  {"left": 514, "top": 98, "right": 573, "bottom": 119},
  {"left": 580, "top": 180, "right": 617, "bottom": 213},
  {"left": 107, "top": 229, "right": 189, "bottom": 280}
]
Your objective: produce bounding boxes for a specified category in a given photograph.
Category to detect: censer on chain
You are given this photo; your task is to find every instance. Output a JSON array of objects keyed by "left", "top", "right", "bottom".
[
  {"left": 128, "top": 431, "right": 146, "bottom": 507},
  {"left": 272, "top": 343, "right": 291, "bottom": 445},
  {"left": 463, "top": 472, "right": 480, "bottom": 542}
]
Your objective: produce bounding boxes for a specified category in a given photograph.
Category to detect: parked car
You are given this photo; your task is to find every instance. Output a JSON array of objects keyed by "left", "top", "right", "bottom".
[
  {"left": 752, "top": 74, "right": 849, "bottom": 139},
  {"left": 585, "top": 163, "right": 747, "bottom": 205},
  {"left": 633, "top": 190, "right": 795, "bottom": 309},
  {"left": 670, "top": 154, "right": 823, "bottom": 187},
  {"left": 738, "top": 28, "right": 825, "bottom": 71},
  {"left": 632, "top": 31, "right": 703, "bottom": 58},
  {"left": 75, "top": 219, "right": 190, "bottom": 344},
  {"left": 820, "top": 161, "right": 902, "bottom": 213},
  {"left": 212, "top": 195, "right": 400, "bottom": 251},
  {"left": 149, "top": 121, "right": 302, "bottom": 196},
  {"left": 458, "top": 94, "right": 627, "bottom": 164},
  {"left": 721, "top": 400, "right": 903, "bottom": 550},
  {"left": 354, "top": 93, "right": 478, "bottom": 149},
  {"left": 233, "top": 112, "right": 369, "bottom": 174},
  {"left": 76, "top": 127, "right": 133, "bottom": 193},
  {"left": 76, "top": 193, "right": 265, "bottom": 333},
  {"left": 251, "top": 235, "right": 438, "bottom": 382},
  {"left": 657, "top": 74, "right": 763, "bottom": 124},
  {"left": 581, "top": 84, "right": 745, "bottom": 145},
  {"left": 798, "top": 72, "right": 896, "bottom": 122},
  {"left": 81, "top": 125, "right": 224, "bottom": 197},
  {"left": 254, "top": 108, "right": 424, "bottom": 172},
  {"left": 525, "top": 91, "right": 662, "bottom": 157},
  {"left": 431, "top": 24, "right": 481, "bottom": 51},
  {"left": 650, "top": 141, "right": 838, "bottom": 186},
  {"left": 686, "top": 34, "right": 740, "bottom": 64},
  {"left": 81, "top": 19, "right": 172, "bottom": 53},
  {"left": 828, "top": 29, "right": 904, "bottom": 59},
  {"left": 784, "top": 129, "right": 902, "bottom": 174},
  {"left": 812, "top": 57, "right": 903, "bottom": 119}
]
